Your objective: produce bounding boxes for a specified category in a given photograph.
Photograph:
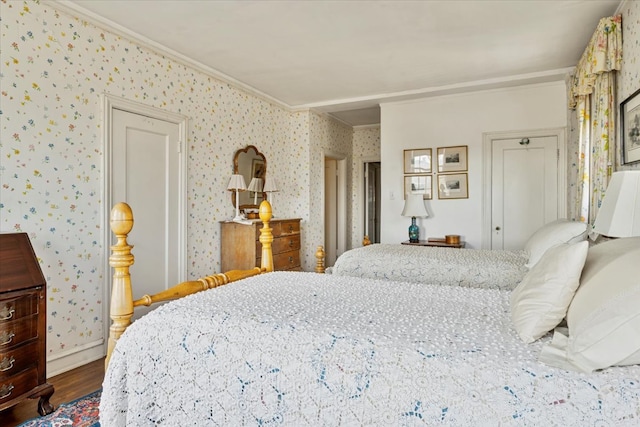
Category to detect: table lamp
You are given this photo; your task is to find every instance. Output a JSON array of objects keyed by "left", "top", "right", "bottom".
[
  {"left": 263, "top": 177, "right": 279, "bottom": 213},
  {"left": 593, "top": 171, "right": 640, "bottom": 237},
  {"left": 402, "top": 193, "right": 429, "bottom": 243},
  {"left": 227, "top": 174, "right": 247, "bottom": 222},
  {"left": 247, "top": 177, "right": 263, "bottom": 205}
]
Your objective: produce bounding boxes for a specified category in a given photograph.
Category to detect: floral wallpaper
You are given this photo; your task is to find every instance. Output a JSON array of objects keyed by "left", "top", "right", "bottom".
[
  {"left": 618, "top": 0, "right": 640, "bottom": 171},
  {"left": 0, "top": 0, "right": 350, "bottom": 367},
  {"left": 307, "top": 112, "right": 353, "bottom": 265},
  {"left": 351, "top": 126, "right": 381, "bottom": 246}
]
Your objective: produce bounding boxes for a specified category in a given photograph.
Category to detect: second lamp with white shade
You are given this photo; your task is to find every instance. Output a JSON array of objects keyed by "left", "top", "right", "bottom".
[
  {"left": 402, "top": 193, "right": 429, "bottom": 243},
  {"left": 227, "top": 174, "right": 247, "bottom": 222}
]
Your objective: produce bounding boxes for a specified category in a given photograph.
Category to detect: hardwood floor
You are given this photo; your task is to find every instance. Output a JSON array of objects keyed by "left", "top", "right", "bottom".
[{"left": 0, "top": 358, "right": 105, "bottom": 427}]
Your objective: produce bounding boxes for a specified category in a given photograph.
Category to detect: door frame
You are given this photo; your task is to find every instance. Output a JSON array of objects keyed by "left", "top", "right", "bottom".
[
  {"left": 101, "top": 93, "right": 188, "bottom": 352},
  {"left": 481, "top": 127, "right": 566, "bottom": 249},
  {"left": 322, "top": 151, "right": 348, "bottom": 260},
  {"left": 358, "top": 156, "right": 381, "bottom": 246}
]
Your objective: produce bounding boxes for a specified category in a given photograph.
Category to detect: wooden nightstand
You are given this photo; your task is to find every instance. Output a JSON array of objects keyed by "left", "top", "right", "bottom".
[{"left": 401, "top": 239, "right": 466, "bottom": 249}]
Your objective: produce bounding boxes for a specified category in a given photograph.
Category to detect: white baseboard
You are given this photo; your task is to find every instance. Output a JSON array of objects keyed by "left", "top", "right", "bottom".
[{"left": 46, "top": 339, "right": 105, "bottom": 378}]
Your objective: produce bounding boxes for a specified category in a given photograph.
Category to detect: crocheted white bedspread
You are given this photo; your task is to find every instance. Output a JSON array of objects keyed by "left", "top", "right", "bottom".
[
  {"left": 100, "top": 272, "right": 640, "bottom": 426},
  {"left": 328, "top": 244, "right": 529, "bottom": 290}
]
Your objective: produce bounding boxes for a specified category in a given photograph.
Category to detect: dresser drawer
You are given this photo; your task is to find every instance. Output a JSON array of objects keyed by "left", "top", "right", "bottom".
[
  {"left": 0, "top": 341, "right": 38, "bottom": 379},
  {"left": 0, "top": 314, "right": 38, "bottom": 350},
  {"left": 256, "top": 220, "right": 300, "bottom": 239},
  {"left": 0, "top": 366, "right": 39, "bottom": 405},
  {"left": 273, "top": 250, "right": 301, "bottom": 270},
  {"left": 0, "top": 290, "right": 39, "bottom": 324},
  {"left": 274, "top": 234, "right": 301, "bottom": 254},
  {"left": 256, "top": 234, "right": 301, "bottom": 256}
]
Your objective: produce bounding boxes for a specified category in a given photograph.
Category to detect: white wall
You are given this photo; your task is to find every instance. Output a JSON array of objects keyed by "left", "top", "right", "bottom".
[{"left": 380, "top": 82, "right": 567, "bottom": 248}]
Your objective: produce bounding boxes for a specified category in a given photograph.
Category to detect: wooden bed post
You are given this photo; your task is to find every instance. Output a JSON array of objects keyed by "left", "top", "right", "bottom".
[
  {"left": 315, "top": 246, "right": 326, "bottom": 273},
  {"left": 259, "top": 200, "right": 274, "bottom": 272},
  {"left": 106, "top": 202, "right": 135, "bottom": 369},
  {"left": 104, "top": 200, "right": 277, "bottom": 369}
]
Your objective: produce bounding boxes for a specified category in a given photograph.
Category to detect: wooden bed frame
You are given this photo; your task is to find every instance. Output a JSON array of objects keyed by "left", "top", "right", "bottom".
[{"left": 106, "top": 200, "right": 324, "bottom": 367}]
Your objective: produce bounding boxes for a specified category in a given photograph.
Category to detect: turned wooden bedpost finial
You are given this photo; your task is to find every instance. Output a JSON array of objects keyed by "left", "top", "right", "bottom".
[
  {"left": 315, "top": 245, "right": 326, "bottom": 273},
  {"left": 106, "top": 202, "right": 135, "bottom": 369},
  {"left": 259, "top": 200, "right": 274, "bottom": 272}
]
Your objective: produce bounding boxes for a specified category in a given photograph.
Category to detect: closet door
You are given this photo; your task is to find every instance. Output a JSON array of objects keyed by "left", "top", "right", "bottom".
[
  {"left": 484, "top": 129, "right": 565, "bottom": 250},
  {"left": 108, "top": 103, "right": 186, "bottom": 318}
]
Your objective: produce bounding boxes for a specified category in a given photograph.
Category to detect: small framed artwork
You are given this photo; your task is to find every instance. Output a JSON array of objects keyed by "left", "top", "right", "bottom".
[
  {"left": 404, "top": 175, "right": 432, "bottom": 200},
  {"left": 437, "top": 145, "right": 468, "bottom": 173},
  {"left": 251, "top": 158, "right": 265, "bottom": 178},
  {"left": 621, "top": 87, "right": 640, "bottom": 164},
  {"left": 438, "top": 173, "right": 468, "bottom": 200},
  {"left": 404, "top": 148, "right": 432, "bottom": 174}
]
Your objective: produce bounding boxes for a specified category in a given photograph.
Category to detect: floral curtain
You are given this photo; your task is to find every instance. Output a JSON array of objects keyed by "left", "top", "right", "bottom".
[{"left": 568, "top": 15, "right": 622, "bottom": 225}]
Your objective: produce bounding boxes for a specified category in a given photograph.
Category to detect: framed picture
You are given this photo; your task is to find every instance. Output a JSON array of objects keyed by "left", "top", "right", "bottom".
[
  {"left": 621, "top": 87, "right": 640, "bottom": 165},
  {"left": 437, "top": 145, "right": 468, "bottom": 173},
  {"left": 437, "top": 173, "right": 468, "bottom": 199},
  {"left": 251, "top": 158, "right": 265, "bottom": 178},
  {"left": 404, "top": 174, "right": 432, "bottom": 200},
  {"left": 404, "top": 148, "right": 432, "bottom": 174}
]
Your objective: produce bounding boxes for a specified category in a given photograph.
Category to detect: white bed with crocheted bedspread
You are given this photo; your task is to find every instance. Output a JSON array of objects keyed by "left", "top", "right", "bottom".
[
  {"left": 327, "top": 219, "right": 589, "bottom": 291},
  {"left": 327, "top": 244, "right": 529, "bottom": 290},
  {"left": 100, "top": 271, "right": 640, "bottom": 426}
]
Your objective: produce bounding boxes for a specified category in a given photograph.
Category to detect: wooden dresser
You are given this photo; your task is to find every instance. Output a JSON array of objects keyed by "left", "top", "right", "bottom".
[
  {"left": 221, "top": 218, "right": 302, "bottom": 271},
  {"left": 0, "top": 233, "right": 54, "bottom": 416}
]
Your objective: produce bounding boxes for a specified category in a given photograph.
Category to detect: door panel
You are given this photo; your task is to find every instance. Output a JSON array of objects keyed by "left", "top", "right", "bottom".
[
  {"left": 112, "top": 108, "right": 181, "bottom": 316},
  {"left": 324, "top": 158, "right": 338, "bottom": 266},
  {"left": 491, "top": 136, "right": 558, "bottom": 250}
]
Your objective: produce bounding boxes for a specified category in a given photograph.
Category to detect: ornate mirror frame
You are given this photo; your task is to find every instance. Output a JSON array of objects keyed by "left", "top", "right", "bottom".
[{"left": 232, "top": 145, "right": 267, "bottom": 211}]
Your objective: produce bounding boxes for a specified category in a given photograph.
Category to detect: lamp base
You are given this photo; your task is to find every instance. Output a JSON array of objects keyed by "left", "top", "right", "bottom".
[{"left": 408, "top": 216, "right": 419, "bottom": 243}]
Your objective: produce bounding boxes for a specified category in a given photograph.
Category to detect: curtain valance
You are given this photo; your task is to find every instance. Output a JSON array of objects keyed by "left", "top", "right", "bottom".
[{"left": 568, "top": 15, "right": 622, "bottom": 109}]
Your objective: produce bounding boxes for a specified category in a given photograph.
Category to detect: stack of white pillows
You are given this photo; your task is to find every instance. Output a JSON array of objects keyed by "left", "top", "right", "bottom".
[{"left": 509, "top": 219, "right": 640, "bottom": 373}]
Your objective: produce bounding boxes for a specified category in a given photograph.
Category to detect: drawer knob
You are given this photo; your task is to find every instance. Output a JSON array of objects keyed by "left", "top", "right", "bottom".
[
  {"left": 289, "top": 240, "right": 294, "bottom": 248},
  {"left": 0, "top": 305, "right": 15, "bottom": 321},
  {"left": 289, "top": 225, "right": 293, "bottom": 233},
  {"left": 0, "top": 383, "right": 14, "bottom": 400},
  {"left": 289, "top": 256, "right": 293, "bottom": 264},
  {"left": 0, "top": 331, "right": 15, "bottom": 346},
  {"left": 0, "top": 356, "right": 15, "bottom": 372}
]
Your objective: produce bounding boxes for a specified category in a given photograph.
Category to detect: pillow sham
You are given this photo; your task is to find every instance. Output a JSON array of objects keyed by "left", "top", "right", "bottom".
[
  {"left": 562, "top": 237, "right": 640, "bottom": 372},
  {"left": 510, "top": 241, "right": 589, "bottom": 343},
  {"left": 523, "top": 219, "right": 587, "bottom": 268}
]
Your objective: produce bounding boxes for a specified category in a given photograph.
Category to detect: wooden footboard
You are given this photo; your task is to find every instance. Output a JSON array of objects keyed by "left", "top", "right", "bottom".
[{"left": 105, "top": 200, "right": 275, "bottom": 368}]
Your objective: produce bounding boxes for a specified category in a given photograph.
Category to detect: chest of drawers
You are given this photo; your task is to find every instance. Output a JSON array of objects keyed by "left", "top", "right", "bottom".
[
  {"left": 0, "top": 233, "right": 54, "bottom": 416},
  {"left": 221, "top": 218, "right": 302, "bottom": 271}
]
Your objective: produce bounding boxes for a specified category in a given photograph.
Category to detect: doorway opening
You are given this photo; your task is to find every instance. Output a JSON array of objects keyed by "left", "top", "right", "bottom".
[
  {"left": 364, "top": 162, "right": 381, "bottom": 244},
  {"left": 323, "top": 153, "right": 347, "bottom": 267}
]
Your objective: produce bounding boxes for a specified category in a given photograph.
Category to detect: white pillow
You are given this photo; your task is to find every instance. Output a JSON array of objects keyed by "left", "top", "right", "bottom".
[
  {"left": 524, "top": 219, "right": 587, "bottom": 268},
  {"left": 510, "top": 241, "right": 589, "bottom": 343},
  {"left": 562, "top": 237, "right": 640, "bottom": 372}
]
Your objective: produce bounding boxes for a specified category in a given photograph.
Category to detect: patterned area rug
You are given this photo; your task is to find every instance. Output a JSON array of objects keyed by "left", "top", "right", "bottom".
[{"left": 18, "top": 390, "right": 101, "bottom": 427}]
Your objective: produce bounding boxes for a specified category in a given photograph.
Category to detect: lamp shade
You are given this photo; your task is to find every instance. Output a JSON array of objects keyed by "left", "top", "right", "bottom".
[
  {"left": 593, "top": 171, "right": 640, "bottom": 237},
  {"left": 247, "top": 177, "right": 263, "bottom": 193},
  {"left": 263, "top": 177, "right": 279, "bottom": 193},
  {"left": 402, "top": 194, "right": 429, "bottom": 218},
  {"left": 227, "top": 174, "right": 246, "bottom": 191}
]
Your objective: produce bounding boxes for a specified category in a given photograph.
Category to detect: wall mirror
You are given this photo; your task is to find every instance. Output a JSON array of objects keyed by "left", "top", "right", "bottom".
[{"left": 232, "top": 145, "right": 266, "bottom": 211}]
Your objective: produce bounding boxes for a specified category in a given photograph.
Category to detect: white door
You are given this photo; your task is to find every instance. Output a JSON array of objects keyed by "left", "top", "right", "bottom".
[
  {"left": 111, "top": 108, "right": 184, "bottom": 316},
  {"left": 324, "top": 158, "right": 338, "bottom": 266},
  {"left": 485, "top": 130, "right": 565, "bottom": 250}
]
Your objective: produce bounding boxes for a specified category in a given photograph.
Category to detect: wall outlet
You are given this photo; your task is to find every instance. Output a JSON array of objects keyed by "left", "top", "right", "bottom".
[{"left": 389, "top": 190, "right": 395, "bottom": 200}]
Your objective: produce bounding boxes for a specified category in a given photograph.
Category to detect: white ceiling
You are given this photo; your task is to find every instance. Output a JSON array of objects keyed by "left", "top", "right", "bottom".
[{"left": 57, "top": 0, "right": 621, "bottom": 126}]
